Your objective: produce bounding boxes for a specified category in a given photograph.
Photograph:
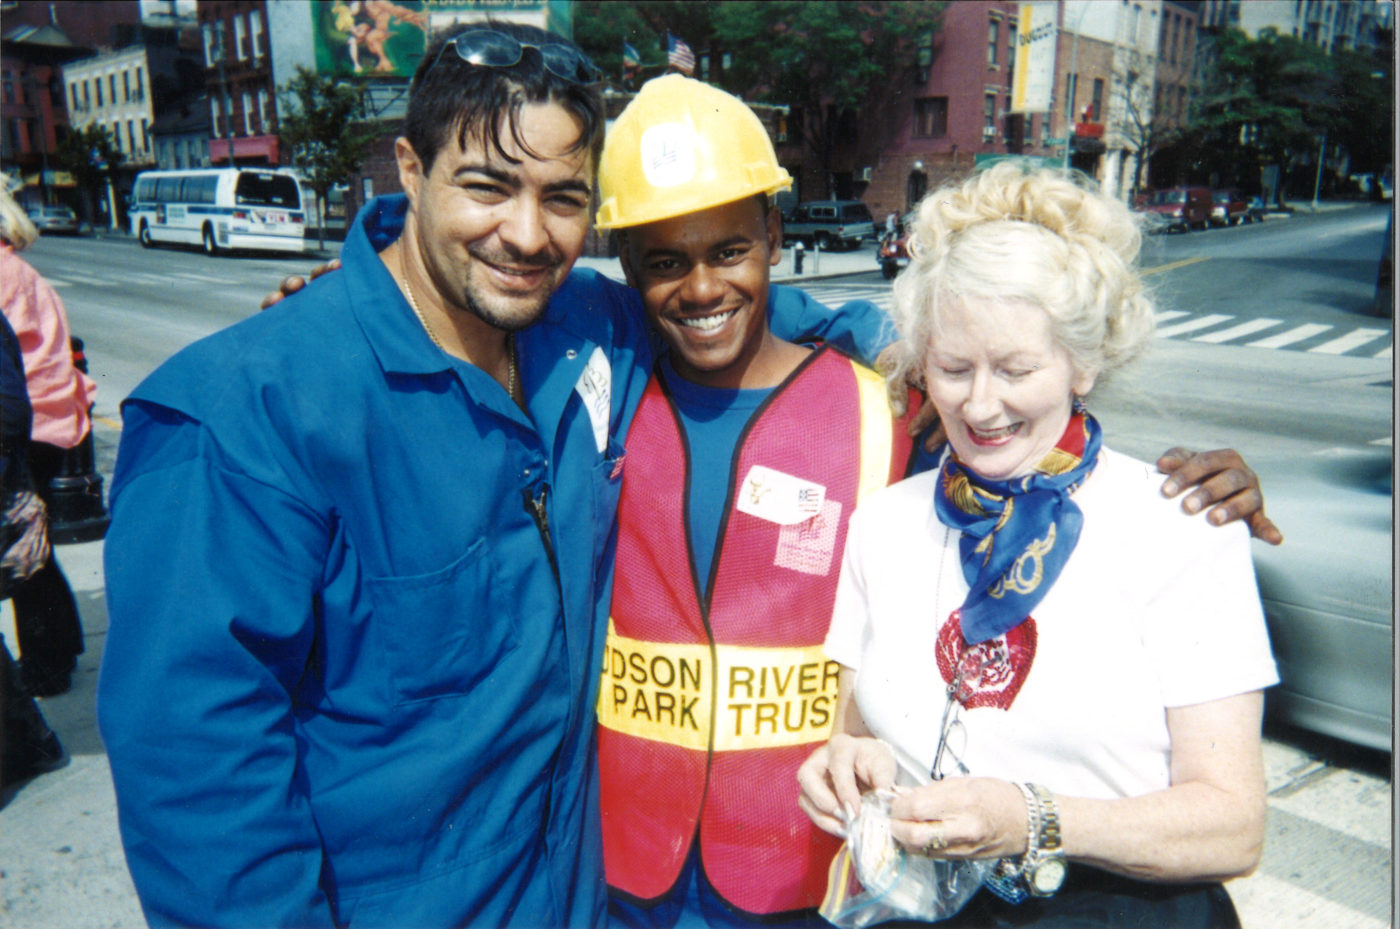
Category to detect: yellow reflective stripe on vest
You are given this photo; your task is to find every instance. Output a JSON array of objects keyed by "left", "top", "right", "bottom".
[
  {"left": 852, "top": 360, "right": 893, "bottom": 505},
  {"left": 598, "top": 621, "right": 841, "bottom": 751}
]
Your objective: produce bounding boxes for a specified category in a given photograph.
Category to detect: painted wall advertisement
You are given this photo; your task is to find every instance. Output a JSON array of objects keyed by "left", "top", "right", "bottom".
[
  {"left": 315, "top": 2, "right": 428, "bottom": 77},
  {"left": 311, "top": 1, "right": 574, "bottom": 78}
]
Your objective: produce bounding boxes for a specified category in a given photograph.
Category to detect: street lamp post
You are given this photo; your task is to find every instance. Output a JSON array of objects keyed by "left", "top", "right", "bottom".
[
  {"left": 1061, "top": 4, "right": 1085, "bottom": 171},
  {"left": 1310, "top": 128, "right": 1327, "bottom": 211}
]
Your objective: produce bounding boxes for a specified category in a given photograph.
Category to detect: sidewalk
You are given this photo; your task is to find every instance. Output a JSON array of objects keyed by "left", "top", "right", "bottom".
[{"left": 0, "top": 537, "right": 146, "bottom": 928}]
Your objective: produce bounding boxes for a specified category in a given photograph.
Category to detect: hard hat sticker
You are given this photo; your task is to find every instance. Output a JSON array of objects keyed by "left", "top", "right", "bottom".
[{"left": 639, "top": 123, "right": 697, "bottom": 189}]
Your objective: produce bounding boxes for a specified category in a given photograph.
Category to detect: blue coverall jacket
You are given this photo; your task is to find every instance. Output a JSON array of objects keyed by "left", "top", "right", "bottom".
[{"left": 97, "top": 195, "right": 890, "bottom": 928}]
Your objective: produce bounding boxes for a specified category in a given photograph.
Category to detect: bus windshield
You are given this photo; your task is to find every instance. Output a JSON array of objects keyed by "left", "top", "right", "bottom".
[{"left": 235, "top": 172, "right": 300, "bottom": 208}]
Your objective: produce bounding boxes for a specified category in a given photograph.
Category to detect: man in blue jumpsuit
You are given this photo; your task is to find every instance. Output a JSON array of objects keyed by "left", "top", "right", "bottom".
[{"left": 96, "top": 24, "right": 888, "bottom": 929}]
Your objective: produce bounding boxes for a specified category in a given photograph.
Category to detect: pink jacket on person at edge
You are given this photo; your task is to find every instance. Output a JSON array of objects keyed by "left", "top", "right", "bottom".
[{"left": 1, "top": 243, "right": 97, "bottom": 449}]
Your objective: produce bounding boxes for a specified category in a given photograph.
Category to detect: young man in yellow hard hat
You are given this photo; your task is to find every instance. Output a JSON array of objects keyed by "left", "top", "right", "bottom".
[{"left": 593, "top": 74, "right": 914, "bottom": 928}]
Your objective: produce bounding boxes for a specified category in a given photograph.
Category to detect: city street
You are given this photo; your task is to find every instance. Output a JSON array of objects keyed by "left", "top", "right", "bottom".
[{"left": 1, "top": 204, "right": 1392, "bottom": 928}]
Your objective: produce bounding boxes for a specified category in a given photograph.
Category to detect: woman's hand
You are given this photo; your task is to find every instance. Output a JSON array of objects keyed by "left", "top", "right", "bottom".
[
  {"left": 259, "top": 258, "right": 342, "bottom": 309},
  {"left": 1157, "top": 447, "right": 1282, "bottom": 544},
  {"left": 886, "top": 777, "right": 1027, "bottom": 860},
  {"left": 797, "top": 734, "right": 898, "bottom": 837}
]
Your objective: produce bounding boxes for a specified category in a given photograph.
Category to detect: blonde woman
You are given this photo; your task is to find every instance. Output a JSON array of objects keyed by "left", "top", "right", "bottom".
[{"left": 798, "top": 163, "right": 1275, "bottom": 928}]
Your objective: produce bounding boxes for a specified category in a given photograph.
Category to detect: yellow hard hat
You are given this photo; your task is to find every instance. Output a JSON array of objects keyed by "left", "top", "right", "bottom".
[{"left": 595, "top": 74, "right": 792, "bottom": 230}]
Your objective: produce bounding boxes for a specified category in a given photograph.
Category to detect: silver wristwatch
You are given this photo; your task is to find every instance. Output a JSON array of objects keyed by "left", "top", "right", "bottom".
[{"left": 1021, "top": 782, "right": 1067, "bottom": 897}]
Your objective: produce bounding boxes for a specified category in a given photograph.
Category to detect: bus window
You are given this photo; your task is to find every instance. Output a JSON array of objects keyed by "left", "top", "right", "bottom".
[
  {"left": 135, "top": 178, "right": 153, "bottom": 202},
  {"left": 235, "top": 172, "right": 300, "bottom": 208},
  {"left": 199, "top": 176, "right": 218, "bottom": 203},
  {"left": 156, "top": 177, "right": 179, "bottom": 202}
]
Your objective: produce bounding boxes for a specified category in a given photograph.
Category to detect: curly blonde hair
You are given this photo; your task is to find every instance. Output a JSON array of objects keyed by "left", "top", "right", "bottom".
[
  {"left": 889, "top": 162, "right": 1154, "bottom": 394},
  {"left": 0, "top": 176, "right": 39, "bottom": 250}
]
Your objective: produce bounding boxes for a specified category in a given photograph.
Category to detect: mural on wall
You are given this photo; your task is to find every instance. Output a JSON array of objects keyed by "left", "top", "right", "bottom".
[{"left": 316, "top": 1, "right": 428, "bottom": 77}]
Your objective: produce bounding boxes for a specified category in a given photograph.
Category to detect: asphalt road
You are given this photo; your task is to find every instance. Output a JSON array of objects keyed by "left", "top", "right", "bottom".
[{"left": 2, "top": 207, "right": 1392, "bottom": 928}]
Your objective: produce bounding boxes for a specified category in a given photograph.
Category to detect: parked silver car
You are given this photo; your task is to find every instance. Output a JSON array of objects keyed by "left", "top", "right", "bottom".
[
  {"left": 26, "top": 205, "right": 83, "bottom": 235},
  {"left": 1252, "top": 448, "right": 1392, "bottom": 753}
]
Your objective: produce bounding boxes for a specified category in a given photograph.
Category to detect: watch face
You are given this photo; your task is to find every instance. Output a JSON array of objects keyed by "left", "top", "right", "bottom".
[{"left": 1031, "top": 857, "right": 1067, "bottom": 894}]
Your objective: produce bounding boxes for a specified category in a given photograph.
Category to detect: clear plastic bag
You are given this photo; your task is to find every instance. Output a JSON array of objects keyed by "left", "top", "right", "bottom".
[{"left": 819, "top": 789, "right": 991, "bottom": 928}]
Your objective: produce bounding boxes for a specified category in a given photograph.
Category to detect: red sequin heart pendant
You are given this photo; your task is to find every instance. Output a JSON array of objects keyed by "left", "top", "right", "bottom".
[{"left": 935, "top": 609, "right": 1037, "bottom": 711}]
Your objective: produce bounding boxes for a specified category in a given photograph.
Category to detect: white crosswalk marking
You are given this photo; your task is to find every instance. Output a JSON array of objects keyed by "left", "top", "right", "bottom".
[
  {"left": 1247, "top": 323, "right": 1331, "bottom": 349},
  {"left": 1154, "top": 314, "right": 1233, "bottom": 337},
  {"left": 169, "top": 272, "right": 240, "bottom": 285},
  {"left": 1192, "top": 318, "right": 1282, "bottom": 343},
  {"left": 1310, "top": 327, "right": 1390, "bottom": 355},
  {"left": 56, "top": 272, "right": 111, "bottom": 287},
  {"left": 798, "top": 283, "right": 1393, "bottom": 358}
]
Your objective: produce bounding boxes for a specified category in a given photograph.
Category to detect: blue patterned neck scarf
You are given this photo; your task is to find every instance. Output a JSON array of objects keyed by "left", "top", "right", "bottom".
[{"left": 934, "top": 411, "right": 1103, "bottom": 644}]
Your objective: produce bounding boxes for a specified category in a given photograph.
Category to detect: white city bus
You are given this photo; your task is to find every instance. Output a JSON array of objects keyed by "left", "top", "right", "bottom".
[{"left": 129, "top": 168, "right": 307, "bottom": 255}]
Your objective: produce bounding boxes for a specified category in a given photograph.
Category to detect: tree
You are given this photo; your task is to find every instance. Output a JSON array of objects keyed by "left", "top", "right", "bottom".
[
  {"left": 54, "top": 123, "right": 123, "bottom": 227},
  {"left": 574, "top": 1, "right": 933, "bottom": 199},
  {"left": 278, "top": 66, "right": 383, "bottom": 249},
  {"left": 1113, "top": 52, "right": 1180, "bottom": 199},
  {"left": 709, "top": 2, "right": 930, "bottom": 198},
  {"left": 574, "top": 1, "right": 676, "bottom": 87},
  {"left": 1194, "top": 28, "right": 1338, "bottom": 203}
]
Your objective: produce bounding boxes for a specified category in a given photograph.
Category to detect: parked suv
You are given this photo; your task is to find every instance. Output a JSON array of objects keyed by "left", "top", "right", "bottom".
[
  {"left": 782, "top": 200, "right": 875, "bottom": 251},
  {"left": 1141, "top": 186, "right": 1212, "bottom": 233}
]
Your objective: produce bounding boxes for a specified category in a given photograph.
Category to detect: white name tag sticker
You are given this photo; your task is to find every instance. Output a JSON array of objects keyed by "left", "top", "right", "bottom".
[
  {"left": 736, "top": 465, "right": 826, "bottom": 526},
  {"left": 574, "top": 346, "right": 611, "bottom": 454}
]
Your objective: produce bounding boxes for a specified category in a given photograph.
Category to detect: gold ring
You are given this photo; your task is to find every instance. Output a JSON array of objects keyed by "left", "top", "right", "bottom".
[{"left": 921, "top": 824, "right": 947, "bottom": 856}]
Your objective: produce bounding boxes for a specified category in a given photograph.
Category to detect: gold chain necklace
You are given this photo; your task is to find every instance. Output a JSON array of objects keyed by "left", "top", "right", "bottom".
[{"left": 399, "top": 249, "right": 517, "bottom": 401}]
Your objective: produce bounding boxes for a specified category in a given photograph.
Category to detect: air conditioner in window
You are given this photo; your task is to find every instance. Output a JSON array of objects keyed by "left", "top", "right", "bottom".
[
  {"left": 858, "top": 166, "right": 873, "bottom": 182},
  {"left": 982, "top": 127, "right": 997, "bottom": 142}
]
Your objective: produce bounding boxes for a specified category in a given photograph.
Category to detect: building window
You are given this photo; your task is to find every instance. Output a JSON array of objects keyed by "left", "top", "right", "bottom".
[
  {"left": 83, "top": 80, "right": 90, "bottom": 108},
  {"left": 96, "top": 79, "right": 103, "bottom": 108},
  {"left": 242, "top": 91, "right": 252, "bottom": 135},
  {"left": 984, "top": 94, "right": 997, "bottom": 139},
  {"left": 250, "top": 9, "right": 264, "bottom": 58},
  {"left": 70, "top": 83, "right": 79, "bottom": 110},
  {"left": 1091, "top": 77, "right": 1105, "bottom": 121},
  {"left": 127, "top": 119, "right": 136, "bottom": 153},
  {"left": 202, "top": 22, "right": 216, "bottom": 65},
  {"left": 210, "top": 96, "right": 222, "bottom": 138},
  {"left": 141, "top": 117, "right": 149, "bottom": 151},
  {"left": 234, "top": 15, "right": 248, "bottom": 61},
  {"left": 109, "top": 74, "right": 117, "bottom": 104},
  {"left": 134, "top": 66, "right": 144, "bottom": 101},
  {"left": 1007, "top": 18, "right": 1017, "bottom": 86},
  {"left": 123, "top": 70, "right": 130, "bottom": 102},
  {"left": 913, "top": 96, "right": 948, "bottom": 137},
  {"left": 988, "top": 17, "right": 1000, "bottom": 66},
  {"left": 257, "top": 88, "right": 270, "bottom": 132}
]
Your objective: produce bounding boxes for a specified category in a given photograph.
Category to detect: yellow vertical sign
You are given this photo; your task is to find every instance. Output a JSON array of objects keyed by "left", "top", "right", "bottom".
[{"left": 1013, "top": 2, "right": 1058, "bottom": 114}]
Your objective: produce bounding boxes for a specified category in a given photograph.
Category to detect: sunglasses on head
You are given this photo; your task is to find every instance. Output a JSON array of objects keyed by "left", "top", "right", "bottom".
[{"left": 434, "top": 29, "right": 603, "bottom": 84}]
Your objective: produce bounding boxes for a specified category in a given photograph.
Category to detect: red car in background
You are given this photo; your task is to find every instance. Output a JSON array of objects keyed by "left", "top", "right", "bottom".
[
  {"left": 1210, "top": 188, "right": 1264, "bottom": 226},
  {"left": 1139, "top": 186, "right": 1213, "bottom": 232}
]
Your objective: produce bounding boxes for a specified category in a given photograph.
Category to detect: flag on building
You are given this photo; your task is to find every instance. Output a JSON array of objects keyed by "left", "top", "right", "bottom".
[
  {"left": 666, "top": 33, "right": 695, "bottom": 75},
  {"left": 622, "top": 40, "right": 641, "bottom": 79}
]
